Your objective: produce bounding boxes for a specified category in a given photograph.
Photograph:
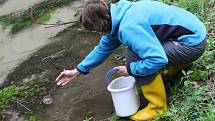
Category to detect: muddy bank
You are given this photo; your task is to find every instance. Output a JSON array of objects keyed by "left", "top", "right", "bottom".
[
  {"left": 0, "top": 1, "right": 125, "bottom": 120},
  {"left": 38, "top": 62, "right": 115, "bottom": 121},
  {"left": 2, "top": 24, "right": 120, "bottom": 120},
  {"left": 3, "top": 25, "right": 99, "bottom": 85},
  {"left": 0, "top": 0, "right": 82, "bottom": 85}
]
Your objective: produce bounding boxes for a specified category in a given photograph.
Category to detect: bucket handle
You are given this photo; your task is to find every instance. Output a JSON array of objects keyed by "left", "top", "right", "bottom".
[{"left": 105, "top": 68, "right": 117, "bottom": 87}]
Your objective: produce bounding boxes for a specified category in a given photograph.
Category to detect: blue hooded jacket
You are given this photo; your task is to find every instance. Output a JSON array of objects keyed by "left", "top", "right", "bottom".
[{"left": 77, "top": 0, "right": 206, "bottom": 77}]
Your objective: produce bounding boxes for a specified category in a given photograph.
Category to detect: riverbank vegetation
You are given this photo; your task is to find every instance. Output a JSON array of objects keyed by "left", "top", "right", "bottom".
[
  {"left": 0, "top": 0, "right": 76, "bottom": 33},
  {"left": 0, "top": 78, "right": 49, "bottom": 121},
  {"left": 156, "top": 0, "right": 215, "bottom": 120},
  {"left": 109, "top": 0, "right": 215, "bottom": 120}
]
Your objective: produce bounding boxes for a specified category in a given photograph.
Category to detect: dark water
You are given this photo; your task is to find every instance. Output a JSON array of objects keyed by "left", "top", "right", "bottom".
[{"left": 4, "top": 25, "right": 118, "bottom": 121}]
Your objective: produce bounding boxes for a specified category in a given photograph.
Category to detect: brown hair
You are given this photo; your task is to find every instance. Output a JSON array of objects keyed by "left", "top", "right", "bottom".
[{"left": 80, "top": 0, "right": 112, "bottom": 33}]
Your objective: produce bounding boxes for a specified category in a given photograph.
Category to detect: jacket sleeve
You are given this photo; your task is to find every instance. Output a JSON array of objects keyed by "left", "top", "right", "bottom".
[
  {"left": 77, "top": 34, "right": 121, "bottom": 74},
  {"left": 120, "top": 18, "right": 168, "bottom": 77}
]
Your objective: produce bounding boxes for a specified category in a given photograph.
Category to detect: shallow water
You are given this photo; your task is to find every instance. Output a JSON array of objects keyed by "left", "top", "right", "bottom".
[
  {"left": 0, "top": 0, "right": 119, "bottom": 120},
  {"left": 38, "top": 62, "right": 114, "bottom": 121},
  {"left": 0, "top": 0, "right": 82, "bottom": 84},
  {"left": 3, "top": 25, "right": 117, "bottom": 120},
  {"left": 0, "top": 0, "right": 45, "bottom": 16}
]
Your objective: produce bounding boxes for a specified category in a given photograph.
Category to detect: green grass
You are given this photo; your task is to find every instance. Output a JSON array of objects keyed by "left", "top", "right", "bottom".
[
  {"left": 86, "top": 0, "right": 215, "bottom": 120},
  {"left": 107, "top": 0, "right": 215, "bottom": 121},
  {"left": 0, "top": 0, "right": 75, "bottom": 33},
  {"left": 0, "top": 79, "right": 48, "bottom": 109},
  {"left": 0, "top": 79, "right": 49, "bottom": 120},
  {"left": 108, "top": 115, "right": 119, "bottom": 121},
  {"left": 157, "top": 0, "right": 215, "bottom": 120},
  {"left": 26, "top": 112, "right": 38, "bottom": 121},
  {"left": 155, "top": 68, "right": 215, "bottom": 120}
]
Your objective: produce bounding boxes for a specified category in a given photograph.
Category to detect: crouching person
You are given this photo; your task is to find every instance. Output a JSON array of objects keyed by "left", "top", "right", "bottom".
[{"left": 56, "top": 0, "right": 207, "bottom": 120}]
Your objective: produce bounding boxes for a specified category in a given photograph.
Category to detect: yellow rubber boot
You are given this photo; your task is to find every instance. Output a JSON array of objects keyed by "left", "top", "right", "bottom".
[
  {"left": 130, "top": 74, "right": 167, "bottom": 121},
  {"left": 162, "top": 64, "right": 191, "bottom": 76}
]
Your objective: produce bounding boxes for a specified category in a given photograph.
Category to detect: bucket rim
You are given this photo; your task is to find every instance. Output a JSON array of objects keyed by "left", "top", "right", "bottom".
[{"left": 107, "top": 76, "right": 135, "bottom": 93}]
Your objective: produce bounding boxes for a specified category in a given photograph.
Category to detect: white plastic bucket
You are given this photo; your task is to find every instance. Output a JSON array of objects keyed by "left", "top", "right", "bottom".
[{"left": 105, "top": 68, "right": 140, "bottom": 117}]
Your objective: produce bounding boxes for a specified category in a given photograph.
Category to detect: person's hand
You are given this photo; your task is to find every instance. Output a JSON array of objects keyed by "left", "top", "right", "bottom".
[
  {"left": 114, "top": 66, "right": 129, "bottom": 76},
  {"left": 55, "top": 68, "right": 80, "bottom": 86}
]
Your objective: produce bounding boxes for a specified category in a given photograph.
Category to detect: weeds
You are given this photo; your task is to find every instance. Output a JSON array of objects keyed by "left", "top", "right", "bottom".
[
  {"left": 26, "top": 112, "right": 38, "bottom": 121},
  {"left": 83, "top": 117, "right": 94, "bottom": 121},
  {"left": 108, "top": 114, "right": 119, "bottom": 121},
  {"left": 109, "top": 0, "right": 215, "bottom": 121},
  {"left": 0, "top": 79, "right": 49, "bottom": 120},
  {"left": 156, "top": 69, "right": 215, "bottom": 121},
  {"left": 157, "top": 0, "right": 215, "bottom": 120}
]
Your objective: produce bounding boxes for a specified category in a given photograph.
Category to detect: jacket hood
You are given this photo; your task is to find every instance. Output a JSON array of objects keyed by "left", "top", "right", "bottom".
[{"left": 110, "top": 0, "right": 132, "bottom": 35}]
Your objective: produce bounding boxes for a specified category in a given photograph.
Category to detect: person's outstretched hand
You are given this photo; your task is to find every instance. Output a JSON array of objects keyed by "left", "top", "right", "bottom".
[
  {"left": 114, "top": 66, "right": 129, "bottom": 76},
  {"left": 55, "top": 68, "right": 80, "bottom": 86}
]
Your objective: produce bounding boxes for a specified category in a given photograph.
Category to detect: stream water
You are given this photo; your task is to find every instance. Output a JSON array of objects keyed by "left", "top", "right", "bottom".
[
  {"left": 0, "top": 0, "right": 45, "bottom": 16},
  {"left": 0, "top": 0, "right": 82, "bottom": 85},
  {"left": 0, "top": 0, "right": 118, "bottom": 120}
]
